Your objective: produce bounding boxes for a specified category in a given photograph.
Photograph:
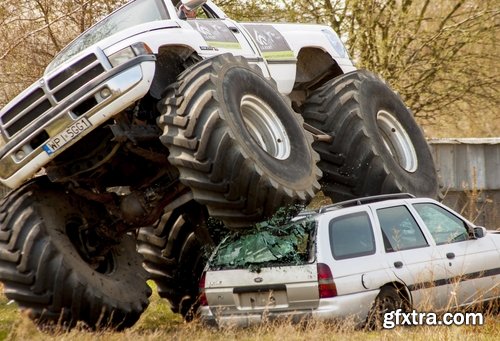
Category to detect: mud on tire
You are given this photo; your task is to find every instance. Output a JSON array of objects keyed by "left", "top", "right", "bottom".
[
  {"left": 158, "top": 53, "right": 321, "bottom": 228},
  {"left": 302, "top": 70, "right": 438, "bottom": 201},
  {"left": 0, "top": 178, "right": 151, "bottom": 330},
  {"left": 137, "top": 200, "right": 215, "bottom": 319}
]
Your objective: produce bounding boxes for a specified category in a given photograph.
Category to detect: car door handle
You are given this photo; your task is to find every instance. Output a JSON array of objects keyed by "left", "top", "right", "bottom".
[
  {"left": 446, "top": 252, "right": 455, "bottom": 259},
  {"left": 394, "top": 261, "right": 403, "bottom": 269},
  {"left": 228, "top": 26, "right": 239, "bottom": 33}
]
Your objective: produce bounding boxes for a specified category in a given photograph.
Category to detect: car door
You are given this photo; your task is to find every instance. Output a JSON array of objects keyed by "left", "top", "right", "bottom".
[
  {"left": 411, "top": 202, "right": 500, "bottom": 307},
  {"left": 319, "top": 207, "right": 379, "bottom": 296},
  {"left": 371, "top": 203, "right": 451, "bottom": 310}
]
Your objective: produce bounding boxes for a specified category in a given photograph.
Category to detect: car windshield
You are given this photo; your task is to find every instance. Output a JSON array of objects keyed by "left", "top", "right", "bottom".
[
  {"left": 210, "top": 218, "right": 316, "bottom": 271},
  {"left": 46, "top": 0, "right": 168, "bottom": 73}
]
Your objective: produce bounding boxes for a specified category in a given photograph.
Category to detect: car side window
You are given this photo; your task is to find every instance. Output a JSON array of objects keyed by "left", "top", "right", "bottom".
[
  {"left": 376, "top": 206, "right": 428, "bottom": 252},
  {"left": 329, "top": 212, "right": 375, "bottom": 260},
  {"left": 413, "top": 203, "right": 470, "bottom": 245}
]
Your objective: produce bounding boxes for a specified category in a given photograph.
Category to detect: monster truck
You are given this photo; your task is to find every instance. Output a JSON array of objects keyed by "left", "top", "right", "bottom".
[{"left": 0, "top": 0, "right": 437, "bottom": 329}]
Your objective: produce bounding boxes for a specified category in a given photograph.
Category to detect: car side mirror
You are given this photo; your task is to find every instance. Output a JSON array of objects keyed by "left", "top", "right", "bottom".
[{"left": 473, "top": 226, "right": 485, "bottom": 239}]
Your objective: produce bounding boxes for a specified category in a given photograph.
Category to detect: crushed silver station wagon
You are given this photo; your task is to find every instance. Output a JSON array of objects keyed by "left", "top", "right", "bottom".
[{"left": 198, "top": 194, "right": 500, "bottom": 327}]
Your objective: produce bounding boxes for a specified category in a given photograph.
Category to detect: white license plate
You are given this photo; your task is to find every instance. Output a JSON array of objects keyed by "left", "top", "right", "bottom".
[
  {"left": 43, "top": 117, "right": 92, "bottom": 155},
  {"left": 238, "top": 290, "right": 287, "bottom": 309}
]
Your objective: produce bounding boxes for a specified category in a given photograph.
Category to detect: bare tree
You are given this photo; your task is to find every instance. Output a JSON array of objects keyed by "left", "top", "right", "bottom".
[
  {"left": 0, "top": 0, "right": 125, "bottom": 107},
  {"left": 0, "top": 0, "right": 498, "bottom": 136},
  {"left": 343, "top": 0, "right": 499, "bottom": 136},
  {"left": 216, "top": 0, "right": 499, "bottom": 137}
]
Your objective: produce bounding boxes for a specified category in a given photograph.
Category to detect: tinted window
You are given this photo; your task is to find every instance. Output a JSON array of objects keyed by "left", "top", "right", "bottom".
[
  {"left": 413, "top": 203, "right": 469, "bottom": 245},
  {"left": 377, "top": 206, "right": 428, "bottom": 252},
  {"left": 329, "top": 212, "right": 375, "bottom": 260}
]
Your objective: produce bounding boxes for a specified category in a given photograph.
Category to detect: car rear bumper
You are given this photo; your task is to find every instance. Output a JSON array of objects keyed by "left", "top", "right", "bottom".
[{"left": 199, "top": 289, "right": 379, "bottom": 328}]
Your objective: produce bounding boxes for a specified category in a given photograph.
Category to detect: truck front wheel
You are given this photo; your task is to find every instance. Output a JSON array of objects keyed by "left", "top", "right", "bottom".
[
  {"left": 158, "top": 54, "right": 321, "bottom": 228},
  {"left": 0, "top": 178, "right": 151, "bottom": 330}
]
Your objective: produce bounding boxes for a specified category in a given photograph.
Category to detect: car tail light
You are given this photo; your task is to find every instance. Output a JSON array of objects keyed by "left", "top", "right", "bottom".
[
  {"left": 317, "top": 263, "right": 337, "bottom": 298},
  {"left": 199, "top": 272, "right": 208, "bottom": 306}
]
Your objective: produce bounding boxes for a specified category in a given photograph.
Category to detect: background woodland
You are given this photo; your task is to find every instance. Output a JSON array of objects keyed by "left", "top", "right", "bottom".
[{"left": 0, "top": 0, "right": 498, "bottom": 137}]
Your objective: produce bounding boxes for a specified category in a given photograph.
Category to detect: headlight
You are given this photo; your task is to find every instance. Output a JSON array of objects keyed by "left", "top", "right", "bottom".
[
  {"left": 107, "top": 42, "right": 153, "bottom": 67},
  {"left": 322, "top": 29, "right": 348, "bottom": 59}
]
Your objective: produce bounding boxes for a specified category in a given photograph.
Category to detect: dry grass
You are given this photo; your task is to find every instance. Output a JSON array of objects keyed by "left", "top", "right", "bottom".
[
  {"left": 1, "top": 281, "right": 498, "bottom": 341},
  {"left": 0, "top": 189, "right": 498, "bottom": 340},
  {"left": 4, "top": 311, "right": 499, "bottom": 341}
]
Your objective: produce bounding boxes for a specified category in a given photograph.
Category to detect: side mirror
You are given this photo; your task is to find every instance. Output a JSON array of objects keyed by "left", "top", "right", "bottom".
[
  {"left": 181, "top": 0, "right": 207, "bottom": 10},
  {"left": 473, "top": 226, "right": 486, "bottom": 238}
]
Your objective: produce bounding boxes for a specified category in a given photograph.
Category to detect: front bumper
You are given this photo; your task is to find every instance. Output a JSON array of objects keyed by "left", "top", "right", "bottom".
[{"left": 0, "top": 55, "right": 155, "bottom": 188}]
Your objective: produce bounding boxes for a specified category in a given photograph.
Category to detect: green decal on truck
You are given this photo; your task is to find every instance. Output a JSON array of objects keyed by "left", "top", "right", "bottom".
[
  {"left": 243, "top": 24, "right": 294, "bottom": 60},
  {"left": 189, "top": 20, "right": 241, "bottom": 49}
]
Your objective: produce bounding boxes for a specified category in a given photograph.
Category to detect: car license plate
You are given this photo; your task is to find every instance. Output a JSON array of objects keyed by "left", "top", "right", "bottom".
[
  {"left": 43, "top": 117, "right": 92, "bottom": 155},
  {"left": 238, "top": 290, "right": 287, "bottom": 309}
]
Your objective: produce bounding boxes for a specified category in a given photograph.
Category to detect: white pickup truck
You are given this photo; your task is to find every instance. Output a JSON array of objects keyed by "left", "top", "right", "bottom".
[{"left": 0, "top": 0, "right": 438, "bottom": 329}]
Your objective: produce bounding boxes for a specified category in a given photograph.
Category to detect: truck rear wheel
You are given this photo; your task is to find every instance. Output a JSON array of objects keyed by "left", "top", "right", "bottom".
[
  {"left": 158, "top": 53, "right": 321, "bottom": 228},
  {"left": 302, "top": 70, "right": 438, "bottom": 201},
  {"left": 0, "top": 178, "right": 150, "bottom": 330},
  {"left": 137, "top": 200, "right": 214, "bottom": 319}
]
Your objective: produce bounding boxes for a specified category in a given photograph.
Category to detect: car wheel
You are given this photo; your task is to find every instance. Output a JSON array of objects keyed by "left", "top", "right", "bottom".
[
  {"left": 158, "top": 53, "right": 321, "bottom": 228},
  {"left": 0, "top": 177, "right": 151, "bottom": 330},
  {"left": 366, "top": 285, "right": 409, "bottom": 329},
  {"left": 137, "top": 200, "right": 215, "bottom": 320},
  {"left": 302, "top": 70, "right": 438, "bottom": 201}
]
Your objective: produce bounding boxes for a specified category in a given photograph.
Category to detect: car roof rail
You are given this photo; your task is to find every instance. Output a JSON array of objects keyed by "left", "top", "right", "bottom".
[
  {"left": 297, "top": 209, "right": 316, "bottom": 217},
  {"left": 318, "top": 193, "right": 415, "bottom": 213}
]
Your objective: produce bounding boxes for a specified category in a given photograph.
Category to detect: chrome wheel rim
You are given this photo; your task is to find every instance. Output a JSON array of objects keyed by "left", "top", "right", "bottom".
[
  {"left": 377, "top": 110, "right": 418, "bottom": 173},
  {"left": 240, "top": 94, "right": 291, "bottom": 160}
]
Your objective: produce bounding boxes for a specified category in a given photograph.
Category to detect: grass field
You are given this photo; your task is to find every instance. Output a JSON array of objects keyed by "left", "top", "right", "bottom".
[
  {"left": 0, "top": 194, "right": 497, "bottom": 340},
  {"left": 0, "top": 281, "right": 498, "bottom": 341}
]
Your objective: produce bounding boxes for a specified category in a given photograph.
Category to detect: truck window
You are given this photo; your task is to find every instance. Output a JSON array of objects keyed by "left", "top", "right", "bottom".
[
  {"left": 329, "top": 212, "right": 375, "bottom": 260},
  {"left": 412, "top": 203, "right": 470, "bottom": 245},
  {"left": 47, "top": 0, "right": 169, "bottom": 73},
  {"left": 376, "top": 205, "right": 428, "bottom": 252}
]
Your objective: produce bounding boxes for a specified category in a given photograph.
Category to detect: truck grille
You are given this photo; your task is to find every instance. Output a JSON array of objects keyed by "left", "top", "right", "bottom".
[{"left": 0, "top": 53, "right": 105, "bottom": 137}]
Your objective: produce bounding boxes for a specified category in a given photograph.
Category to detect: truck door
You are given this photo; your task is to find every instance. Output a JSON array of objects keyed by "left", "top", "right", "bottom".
[
  {"left": 241, "top": 24, "right": 297, "bottom": 94},
  {"left": 185, "top": 18, "right": 271, "bottom": 79},
  {"left": 187, "top": 19, "right": 256, "bottom": 57}
]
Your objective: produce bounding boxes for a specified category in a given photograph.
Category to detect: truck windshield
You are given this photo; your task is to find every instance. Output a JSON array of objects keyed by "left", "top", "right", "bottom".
[
  {"left": 46, "top": 0, "right": 168, "bottom": 73},
  {"left": 210, "top": 218, "right": 316, "bottom": 271}
]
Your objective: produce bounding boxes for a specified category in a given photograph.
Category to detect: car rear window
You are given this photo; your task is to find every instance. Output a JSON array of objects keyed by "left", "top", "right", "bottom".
[
  {"left": 329, "top": 211, "right": 375, "bottom": 260},
  {"left": 209, "top": 218, "right": 316, "bottom": 271}
]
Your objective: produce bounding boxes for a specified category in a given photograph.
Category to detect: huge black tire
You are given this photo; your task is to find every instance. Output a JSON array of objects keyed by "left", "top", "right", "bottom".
[
  {"left": 158, "top": 54, "right": 321, "bottom": 228},
  {"left": 302, "top": 70, "right": 438, "bottom": 201},
  {"left": 137, "top": 200, "right": 215, "bottom": 319},
  {"left": 0, "top": 178, "right": 151, "bottom": 330}
]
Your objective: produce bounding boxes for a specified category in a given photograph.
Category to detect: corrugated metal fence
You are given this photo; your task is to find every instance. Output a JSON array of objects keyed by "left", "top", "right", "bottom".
[{"left": 429, "top": 138, "right": 500, "bottom": 229}]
